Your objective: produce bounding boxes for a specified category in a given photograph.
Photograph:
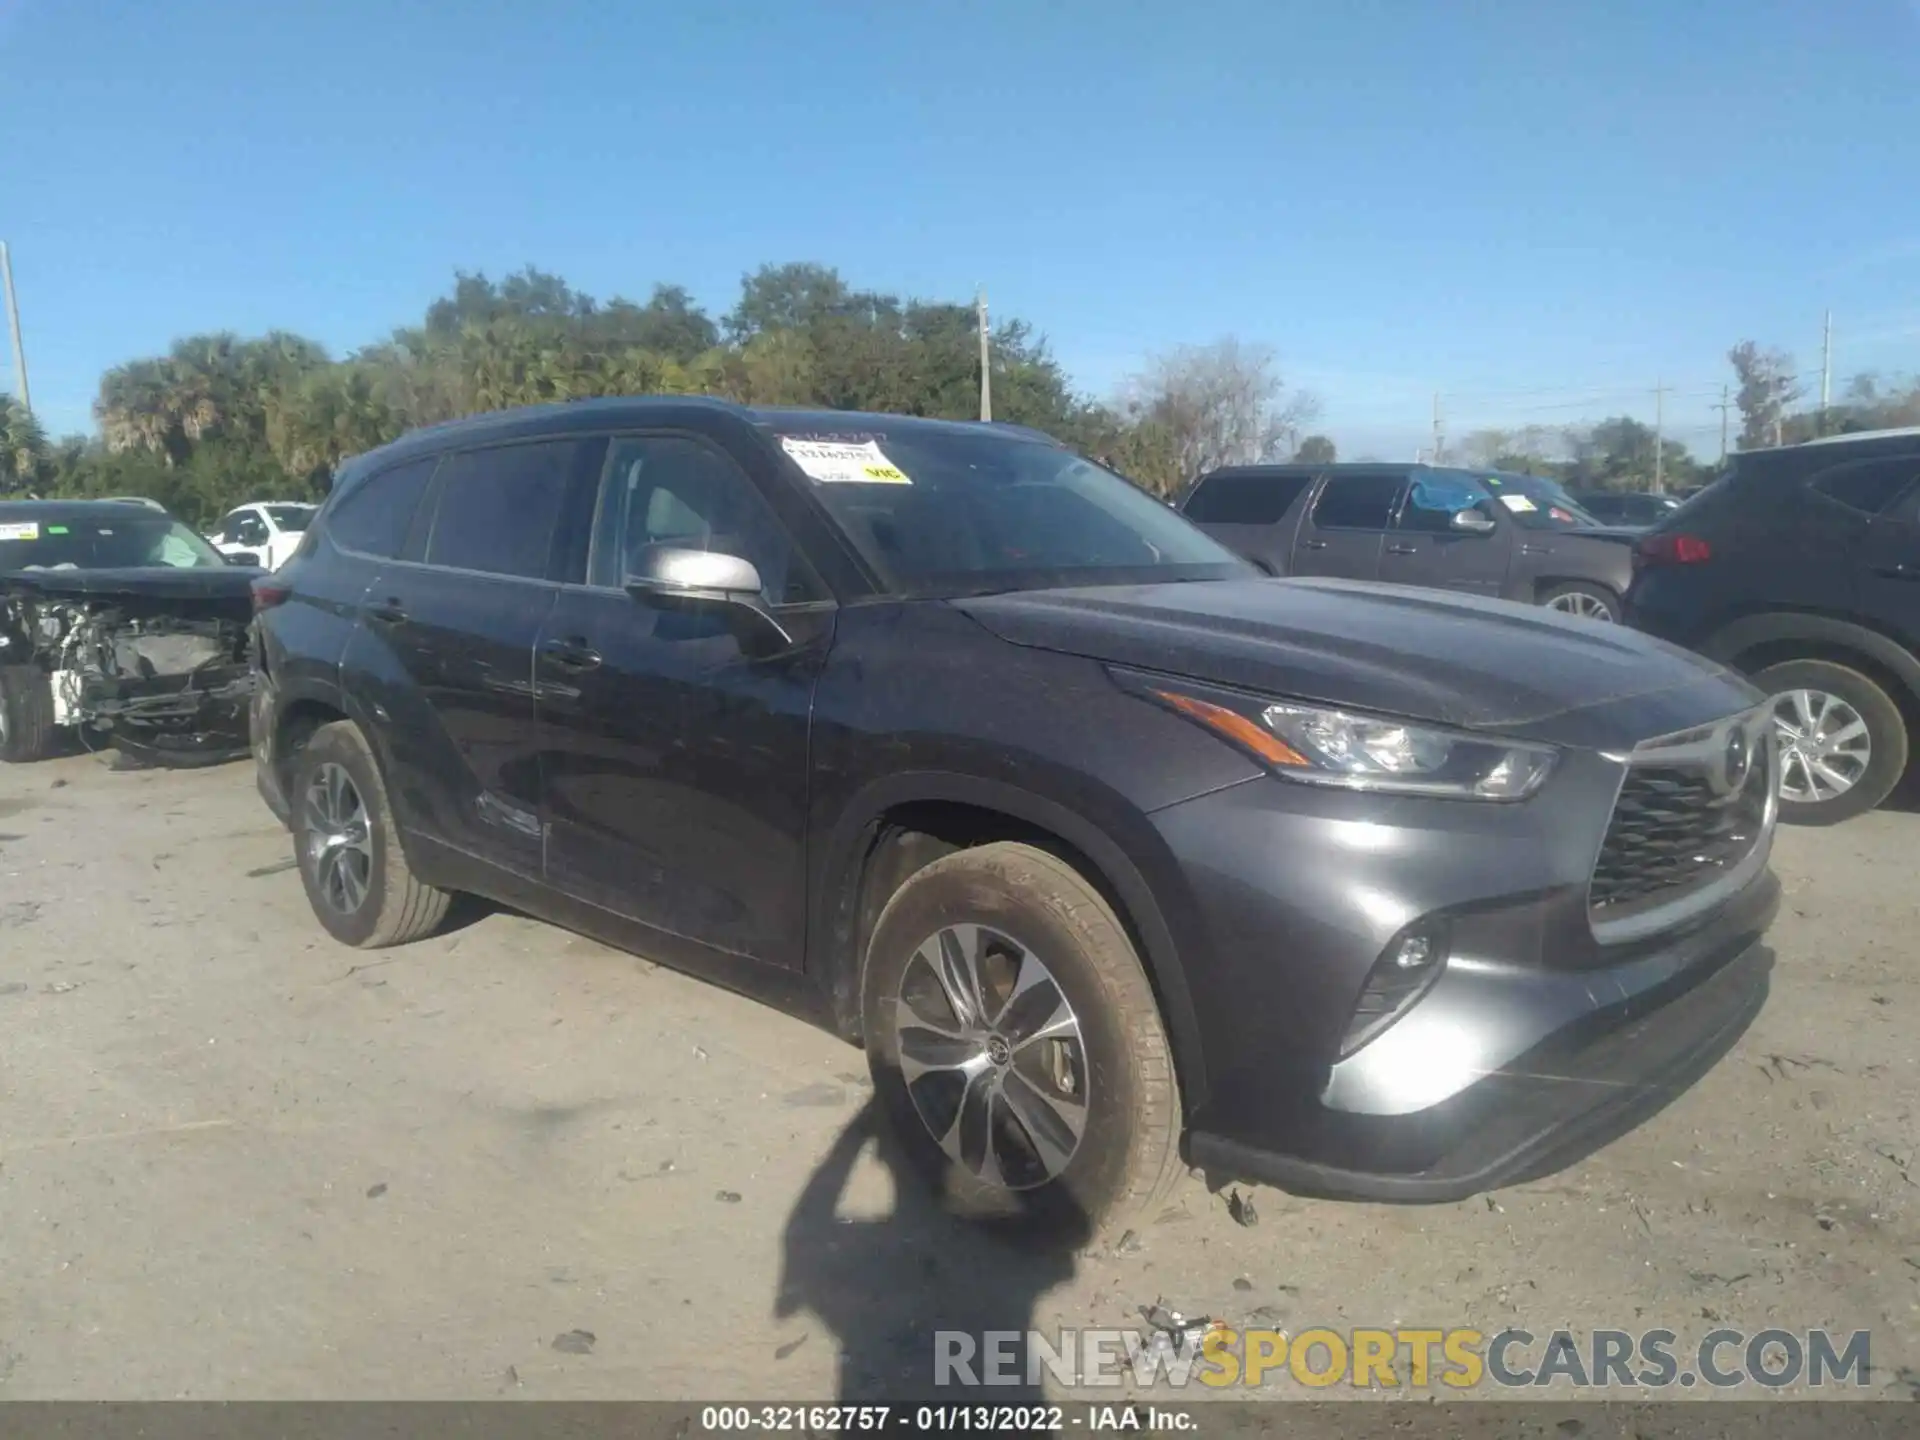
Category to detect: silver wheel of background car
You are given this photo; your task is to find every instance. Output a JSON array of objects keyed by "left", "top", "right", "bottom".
[
  {"left": 1772, "top": 688, "right": 1872, "bottom": 804},
  {"left": 1545, "top": 590, "right": 1615, "bottom": 621},
  {"left": 303, "top": 761, "right": 373, "bottom": 915},
  {"left": 893, "top": 923, "right": 1090, "bottom": 1191}
]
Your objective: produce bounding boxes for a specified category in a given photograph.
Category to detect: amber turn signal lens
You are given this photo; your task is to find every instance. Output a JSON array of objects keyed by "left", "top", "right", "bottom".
[{"left": 1152, "top": 689, "right": 1309, "bottom": 768}]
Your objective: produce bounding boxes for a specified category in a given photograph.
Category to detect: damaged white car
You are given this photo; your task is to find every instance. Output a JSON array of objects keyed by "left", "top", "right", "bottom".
[{"left": 0, "top": 500, "right": 262, "bottom": 766}]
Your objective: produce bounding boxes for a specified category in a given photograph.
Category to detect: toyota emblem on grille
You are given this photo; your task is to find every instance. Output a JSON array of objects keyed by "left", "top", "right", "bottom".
[{"left": 1721, "top": 724, "right": 1753, "bottom": 794}]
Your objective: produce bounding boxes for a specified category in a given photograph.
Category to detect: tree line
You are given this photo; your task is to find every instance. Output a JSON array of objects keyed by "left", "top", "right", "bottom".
[
  {"left": 1, "top": 265, "right": 1912, "bottom": 522},
  {"left": 0, "top": 263, "right": 1325, "bottom": 524}
]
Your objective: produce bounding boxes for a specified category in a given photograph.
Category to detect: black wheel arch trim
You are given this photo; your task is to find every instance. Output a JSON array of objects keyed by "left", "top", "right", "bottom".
[
  {"left": 810, "top": 768, "right": 1211, "bottom": 1118},
  {"left": 1704, "top": 612, "right": 1920, "bottom": 704}
]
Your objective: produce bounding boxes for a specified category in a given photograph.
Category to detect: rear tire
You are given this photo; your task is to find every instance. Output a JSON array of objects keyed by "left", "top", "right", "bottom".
[
  {"left": 290, "top": 720, "right": 451, "bottom": 947},
  {"left": 860, "top": 841, "right": 1183, "bottom": 1241},
  {"left": 0, "top": 665, "right": 60, "bottom": 764},
  {"left": 1539, "top": 581, "right": 1620, "bottom": 623},
  {"left": 1753, "top": 659, "right": 1907, "bottom": 826}
]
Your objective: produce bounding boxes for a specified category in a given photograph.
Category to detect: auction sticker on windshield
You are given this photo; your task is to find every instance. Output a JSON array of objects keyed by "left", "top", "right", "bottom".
[
  {"left": 1497, "top": 494, "right": 1537, "bottom": 513},
  {"left": 0, "top": 521, "right": 41, "bottom": 541},
  {"left": 780, "top": 437, "right": 913, "bottom": 485}
]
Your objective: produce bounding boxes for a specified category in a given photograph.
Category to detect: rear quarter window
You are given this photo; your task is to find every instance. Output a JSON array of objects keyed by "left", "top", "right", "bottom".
[
  {"left": 1184, "top": 472, "right": 1311, "bottom": 525},
  {"left": 324, "top": 456, "right": 439, "bottom": 558}
]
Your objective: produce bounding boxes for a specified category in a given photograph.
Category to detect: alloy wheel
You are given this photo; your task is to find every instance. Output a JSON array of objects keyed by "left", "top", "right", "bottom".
[
  {"left": 1546, "top": 591, "right": 1615, "bottom": 622},
  {"left": 893, "top": 923, "right": 1090, "bottom": 1191},
  {"left": 303, "top": 762, "right": 373, "bottom": 915},
  {"left": 1772, "top": 688, "right": 1871, "bottom": 804}
]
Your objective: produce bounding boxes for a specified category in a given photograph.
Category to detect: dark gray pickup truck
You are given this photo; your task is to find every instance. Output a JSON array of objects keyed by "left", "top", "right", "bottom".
[{"left": 1180, "top": 463, "right": 1637, "bottom": 622}]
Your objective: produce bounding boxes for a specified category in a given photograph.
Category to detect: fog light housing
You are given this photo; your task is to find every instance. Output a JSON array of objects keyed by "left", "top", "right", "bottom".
[{"left": 1340, "top": 923, "right": 1448, "bottom": 1057}]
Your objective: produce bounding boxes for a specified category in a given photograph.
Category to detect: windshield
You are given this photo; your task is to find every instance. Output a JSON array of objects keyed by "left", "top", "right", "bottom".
[
  {"left": 1478, "top": 472, "right": 1601, "bottom": 530},
  {"left": 0, "top": 513, "right": 229, "bottom": 572},
  {"left": 266, "top": 505, "right": 315, "bottom": 531},
  {"left": 764, "top": 422, "right": 1252, "bottom": 596}
]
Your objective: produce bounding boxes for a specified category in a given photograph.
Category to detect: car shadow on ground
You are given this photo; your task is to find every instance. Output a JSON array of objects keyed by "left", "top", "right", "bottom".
[{"left": 776, "top": 1099, "right": 1088, "bottom": 1402}]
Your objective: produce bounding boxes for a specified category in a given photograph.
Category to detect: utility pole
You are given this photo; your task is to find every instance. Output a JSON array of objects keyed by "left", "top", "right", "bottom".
[
  {"left": 1431, "top": 392, "right": 1444, "bottom": 465},
  {"left": 1653, "top": 379, "right": 1666, "bottom": 492},
  {"left": 1772, "top": 372, "right": 1786, "bottom": 448},
  {"left": 1819, "top": 309, "right": 1833, "bottom": 434},
  {"left": 976, "top": 288, "right": 991, "bottom": 423},
  {"left": 1712, "top": 383, "right": 1731, "bottom": 465},
  {"left": 0, "top": 242, "right": 30, "bottom": 415}
]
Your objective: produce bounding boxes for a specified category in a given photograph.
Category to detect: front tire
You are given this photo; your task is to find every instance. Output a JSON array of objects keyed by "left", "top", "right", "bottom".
[
  {"left": 1539, "top": 581, "right": 1620, "bottom": 623},
  {"left": 0, "top": 665, "right": 60, "bottom": 763},
  {"left": 860, "top": 841, "right": 1183, "bottom": 1240},
  {"left": 1753, "top": 659, "right": 1908, "bottom": 826},
  {"left": 290, "top": 720, "right": 451, "bottom": 947}
]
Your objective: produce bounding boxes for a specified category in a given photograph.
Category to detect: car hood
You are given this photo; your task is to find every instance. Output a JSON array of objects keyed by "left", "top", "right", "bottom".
[
  {"left": 0, "top": 565, "right": 262, "bottom": 622},
  {"left": 954, "top": 577, "right": 1763, "bottom": 749}
]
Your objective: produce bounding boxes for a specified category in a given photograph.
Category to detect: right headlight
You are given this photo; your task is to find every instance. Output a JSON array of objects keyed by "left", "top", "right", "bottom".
[{"left": 1115, "top": 670, "right": 1557, "bottom": 802}]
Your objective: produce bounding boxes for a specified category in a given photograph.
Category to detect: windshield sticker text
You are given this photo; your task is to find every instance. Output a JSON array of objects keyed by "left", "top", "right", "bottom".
[
  {"left": 1498, "top": 494, "right": 1537, "bottom": 513},
  {"left": 0, "top": 521, "right": 41, "bottom": 541},
  {"left": 781, "top": 437, "right": 913, "bottom": 485}
]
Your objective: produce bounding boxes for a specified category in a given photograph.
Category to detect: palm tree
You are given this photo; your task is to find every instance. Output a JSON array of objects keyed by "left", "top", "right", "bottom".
[{"left": 0, "top": 394, "right": 48, "bottom": 493}]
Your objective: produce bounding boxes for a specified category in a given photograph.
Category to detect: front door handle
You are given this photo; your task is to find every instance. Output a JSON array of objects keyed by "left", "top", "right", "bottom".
[
  {"left": 1873, "top": 564, "right": 1920, "bottom": 583},
  {"left": 1385, "top": 543, "right": 1418, "bottom": 555},
  {"left": 366, "top": 598, "right": 407, "bottom": 625},
  {"left": 541, "top": 637, "right": 603, "bottom": 672},
  {"left": 1301, "top": 539, "right": 1329, "bottom": 551}
]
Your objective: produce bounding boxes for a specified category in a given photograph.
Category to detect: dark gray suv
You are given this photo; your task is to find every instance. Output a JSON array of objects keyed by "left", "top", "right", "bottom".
[
  {"left": 251, "top": 400, "right": 1779, "bottom": 1238},
  {"left": 1184, "top": 463, "right": 1637, "bottom": 622}
]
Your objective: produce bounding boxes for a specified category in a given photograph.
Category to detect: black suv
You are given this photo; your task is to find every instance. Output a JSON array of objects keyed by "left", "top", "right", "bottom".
[
  {"left": 1182, "top": 463, "right": 1635, "bottom": 621},
  {"left": 252, "top": 399, "right": 1779, "bottom": 1236},
  {"left": 1625, "top": 427, "right": 1920, "bottom": 826}
]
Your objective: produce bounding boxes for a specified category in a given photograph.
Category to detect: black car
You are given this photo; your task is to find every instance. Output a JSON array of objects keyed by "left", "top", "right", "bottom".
[
  {"left": 1571, "top": 490, "right": 1684, "bottom": 528},
  {"left": 1181, "top": 463, "right": 1635, "bottom": 622},
  {"left": 251, "top": 399, "right": 1778, "bottom": 1237},
  {"left": 0, "top": 499, "right": 261, "bottom": 766},
  {"left": 1625, "top": 427, "right": 1920, "bottom": 826}
]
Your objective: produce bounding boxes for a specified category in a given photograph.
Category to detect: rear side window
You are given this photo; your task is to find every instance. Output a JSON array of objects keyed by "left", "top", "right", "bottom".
[
  {"left": 1184, "top": 472, "right": 1310, "bottom": 525},
  {"left": 325, "top": 457, "right": 438, "bottom": 558},
  {"left": 425, "top": 440, "right": 581, "bottom": 580},
  {"left": 1310, "top": 473, "right": 1405, "bottom": 530},
  {"left": 1809, "top": 457, "right": 1920, "bottom": 517}
]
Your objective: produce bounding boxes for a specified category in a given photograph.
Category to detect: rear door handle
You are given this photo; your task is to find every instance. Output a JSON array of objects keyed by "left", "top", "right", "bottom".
[
  {"left": 541, "top": 637, "right": 603, "bottom": 672},
  {"left": 1301, "top": 539, "right": 1329, "bottom": 551},
  {"left": 1385, "top": 543, "right": 1418, "bottom": 555},
  {"left": 1873, "top": 564, "right": 1920, "bottom": 582},
  {"left": 366, "top": 599, "right": 407, "bottom": 625}
]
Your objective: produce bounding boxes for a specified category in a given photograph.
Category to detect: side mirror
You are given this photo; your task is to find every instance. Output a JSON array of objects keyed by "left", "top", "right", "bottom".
[
  {"left": 623, "top": 545, "right": 791, "bottom": 650},
  {"left": 1450, "top": 508, "right": 1497, "bottom": 535},
  {"left": 227, "top": 551, "right": 263, "bottom": 567}
]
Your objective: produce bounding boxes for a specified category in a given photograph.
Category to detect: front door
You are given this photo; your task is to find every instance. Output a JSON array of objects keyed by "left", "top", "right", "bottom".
[
  {"left": 535, "top": 432, "right": 833, "bottom": 969},
  {"left": 1290, "top": 470, "right": 1406, "bottom": 580},
  {"left": 362, "top": 436, "right": 603, "bottom": 877},
  {"left": 1378, "top": 471, "right": 1512, "bottom": 596}
]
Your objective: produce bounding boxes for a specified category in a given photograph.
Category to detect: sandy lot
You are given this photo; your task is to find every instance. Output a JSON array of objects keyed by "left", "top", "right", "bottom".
[{"left": 1, "top": 750, "right": 1916, "bottom": 1402}]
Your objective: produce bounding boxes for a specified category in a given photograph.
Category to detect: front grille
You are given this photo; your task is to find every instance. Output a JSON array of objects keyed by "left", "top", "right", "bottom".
[{"left": 1590, "top": 715, "right": 1773, "bottom": 930}]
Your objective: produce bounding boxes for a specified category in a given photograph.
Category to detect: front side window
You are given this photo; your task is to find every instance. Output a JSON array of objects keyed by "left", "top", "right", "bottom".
[
  {"left": 232, "top": 512, "right": 270, "bottom": 547},
  {"left": 764, "top": 421, "right": 1249, "bottom": 597},
  {"left": 1396, "top": 471, "right": 1495, "bottom": 534},
  {"left": 589, "top": 435, "right": 821, "bottom": 604},
  {"left": 1310, "top": 473, "right": 1406, "bottom": 531},
  {"left": 266, "top": 505, "right": 315, "bottom": 533},
  {"left": 326, "top": 457, "right": 438, "bottom": 559},
  {"left": 426, "top": 441, "right": 581, "bottom": 580}
]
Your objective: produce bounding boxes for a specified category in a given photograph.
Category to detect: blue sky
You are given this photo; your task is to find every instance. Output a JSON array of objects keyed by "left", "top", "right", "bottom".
[{"left": 2, "top": 0, "right": 1917, "bottom": 459}]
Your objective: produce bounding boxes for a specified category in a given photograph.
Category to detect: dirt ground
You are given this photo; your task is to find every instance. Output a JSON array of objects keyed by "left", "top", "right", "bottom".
[{"left": 1, "top": 749, "right": 1916, "bottom": 1403}]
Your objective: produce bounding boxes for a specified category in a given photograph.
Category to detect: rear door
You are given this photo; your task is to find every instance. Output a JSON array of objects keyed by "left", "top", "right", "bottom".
[
  {"left": 1291, "top": 470, "right": 1405, "bottom": 580},
  {"left": 359, "top": 435, "right": 606, "bottom": 877},
  {"left": 1180, "top": 470, "right": 1314, "bottom": 572},
  {"left": 1852, "top": 458, "right": 1920, "bottom": 656},
  {"left": 1378, "top": 470, "right": 1512, "bottom": 596}
]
